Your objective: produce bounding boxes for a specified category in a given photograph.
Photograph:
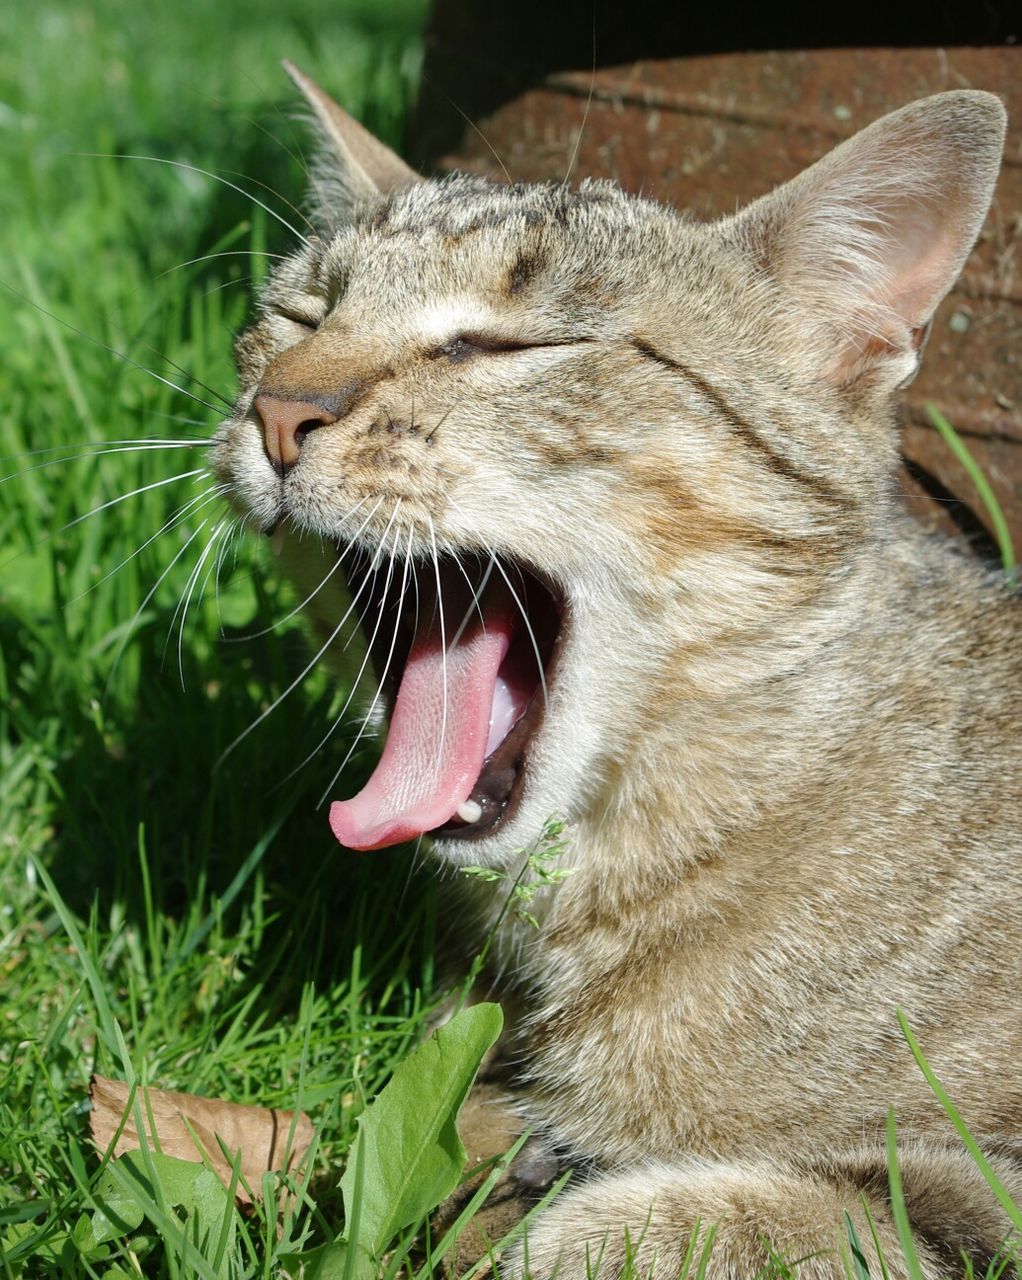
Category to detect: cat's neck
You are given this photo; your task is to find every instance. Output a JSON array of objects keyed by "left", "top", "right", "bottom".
[{"left": 480, "top": 525, "right": 1010, "bottom": 974}]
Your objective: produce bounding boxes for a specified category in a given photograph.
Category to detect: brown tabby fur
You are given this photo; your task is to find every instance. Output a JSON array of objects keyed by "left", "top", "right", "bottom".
[{"left": 212, "top": 71, "right": 1022, "bottom": 1278}]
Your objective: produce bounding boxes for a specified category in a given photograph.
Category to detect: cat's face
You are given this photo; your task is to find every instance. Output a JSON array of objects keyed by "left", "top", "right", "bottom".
[
  {"left": 211, "top": 77, "right": 1005, "bottom": 868},
  {"left": 215, "top": 179, "right": 742, "bottom": 867}
]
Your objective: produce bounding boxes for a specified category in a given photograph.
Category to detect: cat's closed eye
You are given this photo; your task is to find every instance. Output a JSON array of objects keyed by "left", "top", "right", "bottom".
[
  {"left": 435, "top": 333, "right": 590, "bottom": 362},
  {"left": 436, "top": 334, "right": 539, "bottom": 361}
]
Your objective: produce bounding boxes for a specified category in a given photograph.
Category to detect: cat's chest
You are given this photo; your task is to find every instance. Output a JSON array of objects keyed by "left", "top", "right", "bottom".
[{"left": 487, "top": 821, "right": 1022, "bottom": 1164}]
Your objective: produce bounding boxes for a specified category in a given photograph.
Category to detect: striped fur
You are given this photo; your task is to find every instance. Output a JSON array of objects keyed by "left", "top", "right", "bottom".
[{"left": 211, "top": 84, "right": 1021, "bottom": 1277}]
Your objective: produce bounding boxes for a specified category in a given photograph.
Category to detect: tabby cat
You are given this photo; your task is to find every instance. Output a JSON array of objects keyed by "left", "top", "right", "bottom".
[{"left": 211, "top": 66, "right": 1022, "bottom": 1278}]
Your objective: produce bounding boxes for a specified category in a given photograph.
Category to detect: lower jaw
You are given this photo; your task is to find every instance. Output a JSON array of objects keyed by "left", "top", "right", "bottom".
[{"left": 428, "top": 691, "right": 542, "bottom": 841}]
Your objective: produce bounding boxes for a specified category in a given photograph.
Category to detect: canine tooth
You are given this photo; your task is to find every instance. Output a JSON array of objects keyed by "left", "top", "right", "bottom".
[
  {"left": 269, "top": 525, "right": 285, "bottom": 557},
  {"left": 456, "top": 800, "right": 483, "bottom": 824}
]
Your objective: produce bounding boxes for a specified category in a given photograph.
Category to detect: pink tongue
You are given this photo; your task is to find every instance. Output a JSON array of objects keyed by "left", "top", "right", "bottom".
[{"left": 329, "top": 580, "right": 516, "bottom": 851}]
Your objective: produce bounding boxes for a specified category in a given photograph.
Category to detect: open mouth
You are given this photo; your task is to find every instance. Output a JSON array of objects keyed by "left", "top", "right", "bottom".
[{"left": 327, "top": 546, "right": 565, "bottom": 851}]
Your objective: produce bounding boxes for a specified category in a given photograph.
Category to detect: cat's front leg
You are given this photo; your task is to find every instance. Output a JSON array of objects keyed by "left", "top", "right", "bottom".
[
  {"left": 500, "top": 1150, "right": 1013, "bottom": 1280},
  {"left": 433, "top": 1082, "right": 561, "bottom": 1273}
]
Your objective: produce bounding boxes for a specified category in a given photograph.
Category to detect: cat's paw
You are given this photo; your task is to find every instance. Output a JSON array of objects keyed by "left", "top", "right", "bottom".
[
  {"left": 434, "top": 1083, "right": 560, "bottom": 1276},
  {"left": 500, "top": 1158, "right": 923, "bottom": 1280}
]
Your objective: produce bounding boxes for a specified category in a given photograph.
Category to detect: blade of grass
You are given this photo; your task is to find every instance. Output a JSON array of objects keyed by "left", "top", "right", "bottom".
[
  {"left": 926, "top": 402, "right": 1016, "bottom": 572},
  {"left": 842, "top": 1211, "right": 872, "bottom": 1280},
  {"left": 31, "top": 858, "right": 125, "bottom": 1066},
  {"left": 860, "top": 1196, "right": 892, "bottom": 1280},
  {"left": 898, "top": 1009, "right": 1022, "bottom": 1234},
  {"left": 407, "top": 1131, "right": 532, "bottom": 1280},
  {"left": 885, "top": 1110, "right": 926, "bottom": 1280}
]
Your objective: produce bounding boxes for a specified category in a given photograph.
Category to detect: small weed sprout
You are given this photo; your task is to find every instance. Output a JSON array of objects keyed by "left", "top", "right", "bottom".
[{"left": 461, "top": 816, "right": 575, "bottom": 928}]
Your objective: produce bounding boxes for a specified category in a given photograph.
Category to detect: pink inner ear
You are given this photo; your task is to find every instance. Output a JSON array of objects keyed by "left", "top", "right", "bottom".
[
  {"left": 881, "top": 213, "right": 964, "bottom": 332},
  {"left": 734, "top": 93, "right": 1005, "bottom": 388},
  {"left": 826, "top": 209, "right": 962, "bottom": 383},
  {"left": 794, "top": 189, "right": 979, "bottom": 386}
]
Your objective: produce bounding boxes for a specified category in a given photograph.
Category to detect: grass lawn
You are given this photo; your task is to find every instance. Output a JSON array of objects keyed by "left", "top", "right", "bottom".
[{"left": 0, "top": 2, "right": 465, "bottom": 1273}]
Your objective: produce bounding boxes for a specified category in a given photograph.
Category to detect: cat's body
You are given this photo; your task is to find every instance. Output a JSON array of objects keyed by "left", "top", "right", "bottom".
[{"left": 212, "top": 74, "right": 1021, "bottom": 1276}]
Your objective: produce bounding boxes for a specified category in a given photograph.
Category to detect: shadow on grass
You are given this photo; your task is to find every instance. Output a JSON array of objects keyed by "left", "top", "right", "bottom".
[
  {"left": 9, "top": 582, "right": 437, "bottom": 1049},
  {"left": 7, "top": 70, "right": 437, "bottom": 1002}
]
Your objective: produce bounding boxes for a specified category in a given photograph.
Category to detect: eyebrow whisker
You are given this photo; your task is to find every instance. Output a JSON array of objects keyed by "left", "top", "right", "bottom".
[{"left": 78, "top": 153, "right": 313, "bottom": 247}]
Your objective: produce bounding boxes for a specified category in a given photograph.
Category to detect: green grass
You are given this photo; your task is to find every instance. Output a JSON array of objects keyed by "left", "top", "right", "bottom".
[
  {"left": 0, "top": 2, "right": 445, "bottom": 1274},
  {"left": 2, "top": 7, "right": 1020, "bottom": 1277},
  {"left": 925, "top": 403, "right": 1017, "bottom": 574}
]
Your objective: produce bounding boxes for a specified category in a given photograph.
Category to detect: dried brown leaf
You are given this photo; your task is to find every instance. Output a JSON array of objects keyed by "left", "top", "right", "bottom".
[{"left": 89, "top": 1074, "right": 314, "bottom": 1208}]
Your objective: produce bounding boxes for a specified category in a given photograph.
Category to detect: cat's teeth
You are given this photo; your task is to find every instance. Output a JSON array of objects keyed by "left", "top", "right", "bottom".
[
  {"left": 456, "top": 800, "right": 483, "bottom": 824},
  {"left": 269, "top": 525, "right": 285, "bottom": 557}
]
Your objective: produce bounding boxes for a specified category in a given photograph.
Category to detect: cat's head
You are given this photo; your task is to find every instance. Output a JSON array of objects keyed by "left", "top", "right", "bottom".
[{"left": 211, "top": 68, "right": 1005, "bottom": 869}]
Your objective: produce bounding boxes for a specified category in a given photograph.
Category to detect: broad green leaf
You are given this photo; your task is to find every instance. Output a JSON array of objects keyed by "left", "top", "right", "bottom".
[
  {"left": 1, "top": 1218, "right": 76, "bottom": 1273},
  {"left": 279, "top": 1240, "right": 351, "bottom": 1280},
  {"left": 341, "top": 1003, "right": 502, "bottom": 1258},
  {"left": 88, "top": 1149, "right": 236, "bottom": 1276},
  {"left": 285, "top": 1003, "right": 502, "bottom": 1280},
  {"left": 281, "top": 1005, "right": 504, "bottom": 1280},
  {"left": 90, "top": 1165, "right": 145, "bottom": 1244}
]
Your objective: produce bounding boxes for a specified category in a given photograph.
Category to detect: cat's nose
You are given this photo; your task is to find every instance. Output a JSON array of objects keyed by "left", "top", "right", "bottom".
[{"left": 253, "top": 394, "right": 340, "bottom": 477}]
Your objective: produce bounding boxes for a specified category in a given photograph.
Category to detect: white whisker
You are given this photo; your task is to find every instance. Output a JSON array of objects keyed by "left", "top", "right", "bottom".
[
  {"left": 68, "top": 485, "right": 224, "bottom": 603},
  {"left": 149, "top": 411, "right": 215, "bottom": 430},
  {"left": 427, "top": 87, "right": 513, "bottom": 186},
  {"left": 346, "top": 546, "right": 389, "bottom": 654},
  {"left": 447, "top": 551, "right": 495, "bottom": 649},
  {"left": 427, "top": 516, "right": 449, "bottom": 768},
  {"left": 167, "top": 518, "right": 227, "bottom": 688},
  {"left": 0, "top": 468, "right": 209, "bottom": 575},
  {"left": 562, "top": 17, "right": 597, "bottom": 187},
  {"left": 156, "top": 249, "right": 286, "bottom": 281},
  {"left": 492, "top": 555, "right": 548, "bottom": 707},
  {"left": 225, "top": 499, "right": 369, "bottom": 643},
  {"left": 313, "top": 507, "right": 408, "bottom": 805},
  {"left": 3, "top": 437, "right": 208, "bottom": 463},
  {"left": 83, "top": 153, "right": 312, "bottom": 247},
  {"left": 213, "top": 518, "right": 243, "bottom": 634},
  {"left": 202, "top": 276, "right": 255, "bottom": 299},
  {"left": 239, "top": 109, "right": 312, "bottom": 184},
  {"left": 216, "top": 497, "right": 386, "bottom": 764},
  {"left": 64, "top": 469, "right": 209, "bottom": 531},
  {"left": 102, "top": 520, "right": 211, "bottom": 696},
  {"left": 0, "top": 282, "right": 226, "bottom": 415},
  {"left": 1, "top": 441, "right": 209, "bottom": 488},
  {"left": 218, "top": 162, "right": 318, "bottom": 239},
  {"left": 137, "top": 341, "right": 235, "bottom": 411},
  {"left": 194, "top": 519, "right": 234, "bottom": 637}
]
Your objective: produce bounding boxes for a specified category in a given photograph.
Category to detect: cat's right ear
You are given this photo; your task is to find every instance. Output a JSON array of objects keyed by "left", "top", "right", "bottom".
[
  {"left": 283, "top": 60, "right": 421, "bottom": 223},
  {"left": 730, "top": 91, "right": 1006, "bottom": 393}
]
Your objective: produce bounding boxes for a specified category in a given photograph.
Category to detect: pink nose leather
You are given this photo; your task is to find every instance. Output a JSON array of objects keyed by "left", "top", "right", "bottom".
[{"left": 253, "top": 394, "right": 339, "bottom": 475}]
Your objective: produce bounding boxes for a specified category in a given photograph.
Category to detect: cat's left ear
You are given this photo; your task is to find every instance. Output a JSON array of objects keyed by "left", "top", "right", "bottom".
[
  {"left": 283, "top": 60, "right": 422, "bottom": 222},
  {"left": 730, "top": 91, "right": 1006, "bottom": 391}
]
